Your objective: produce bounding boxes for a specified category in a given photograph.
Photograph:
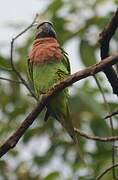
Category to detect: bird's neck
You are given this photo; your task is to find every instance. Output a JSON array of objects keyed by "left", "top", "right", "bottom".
[{"left": 29, "top": 37, "right": 63, "bottom": 64}]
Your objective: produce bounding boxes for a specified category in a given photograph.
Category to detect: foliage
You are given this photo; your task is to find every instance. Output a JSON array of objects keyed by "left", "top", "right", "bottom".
[{"left": 0, "top": 0, "right": 118, "bottom": 179}]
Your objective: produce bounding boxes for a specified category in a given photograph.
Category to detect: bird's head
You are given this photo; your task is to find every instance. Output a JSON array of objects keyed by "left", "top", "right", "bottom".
[{"left": 36, "top": 22, "right": 56, "bottom": 39}]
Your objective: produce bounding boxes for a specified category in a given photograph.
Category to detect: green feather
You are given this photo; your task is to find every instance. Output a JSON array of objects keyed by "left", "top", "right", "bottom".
[
  {"left": 28, "top": 53, "right": 72, "bottom": 133},
  {"left": 28, "top": 54, "right": 83, "bottom": 161}
]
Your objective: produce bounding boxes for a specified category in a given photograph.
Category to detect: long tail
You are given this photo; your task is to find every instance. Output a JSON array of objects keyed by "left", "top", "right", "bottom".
[
  {"left": 59, "top": 106, "right": 84, "bottom": 163},
  {"left": 45, "top": 104, "right": 84, "bottom": 162}
]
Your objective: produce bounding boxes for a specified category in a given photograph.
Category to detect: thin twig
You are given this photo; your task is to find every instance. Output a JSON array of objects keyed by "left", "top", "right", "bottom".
[
  {"left": 105, "top": 110, "right": 118, "bottom": 119},
  {"left": 0, "top": 77, "right": 22, "bottom": 84},
  {"left": 96, "top": 163, "right": 118, "bottom": 180},
  {"left": 74, "top": 128, "right": 118, "bottom": 142},
  {"left": 12, "top": 14, "right": 38, "bottom": 41},
  {"left": 94, "top": 75, "right": 117, "bottom": 179},
  {"left": 0, "top": 54, "right": 117, "bottom": 158},
  {"left": 0, "top": 66, "right": 12, "bottom": 71},
  {"left": 10, "top": 14, "right": 38, "bottom": 100}
]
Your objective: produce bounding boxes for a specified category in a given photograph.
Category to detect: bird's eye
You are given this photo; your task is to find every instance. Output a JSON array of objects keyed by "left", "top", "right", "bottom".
[
  {"left": 36, "top": 27, "right": 42, "bottom": 36},
  {"left": 37, "top": 27, "right": 42, "bottom": 33}
]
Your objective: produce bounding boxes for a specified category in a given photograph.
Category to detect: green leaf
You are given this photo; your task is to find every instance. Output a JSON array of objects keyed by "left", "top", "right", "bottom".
[
  {"left": 80, "top": 40, "right": 96, "bottom": 67},
  {"left": 115, "top": 0, "right": 118, "bottom": 4},
  {"left": 73, "top": 91, "right": 103, "bottom": 117},
  {"left": 46, "top": 0, "right": 63, "bottom": 13},
  {"left": 0, "top": 56, "right": 11, "bottom": 69},
  {"left": 44, "top": 172, "right": 60, "bottom": 180},
  {"left": 86, "top": 16, "right": 108, "bottom": 29}
]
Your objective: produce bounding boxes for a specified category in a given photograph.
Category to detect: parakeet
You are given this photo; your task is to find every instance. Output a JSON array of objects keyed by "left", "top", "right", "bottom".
[{"left": 28, "top": 22, "right": 80, "bottom": 151}]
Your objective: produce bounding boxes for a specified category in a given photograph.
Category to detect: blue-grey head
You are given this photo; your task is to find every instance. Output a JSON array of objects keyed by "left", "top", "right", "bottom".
[{"left": 36, "top": 21, "right": 56, "bottom": 39}]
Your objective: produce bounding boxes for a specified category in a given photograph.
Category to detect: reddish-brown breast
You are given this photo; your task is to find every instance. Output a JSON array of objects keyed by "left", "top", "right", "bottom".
[{"left": 28, "top": 37, "right": 63, "bottom": 64}]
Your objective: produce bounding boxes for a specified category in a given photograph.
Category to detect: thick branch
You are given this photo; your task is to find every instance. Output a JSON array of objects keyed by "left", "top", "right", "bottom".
[
  {"left": 0, "top": 55, "right": 117, "bottom": 157},
  {"left": 0, "top": 54, "right": 117, "bottom": 158},
  {"left": 99, "top": 8, "right": 118, "bottom": 96}
]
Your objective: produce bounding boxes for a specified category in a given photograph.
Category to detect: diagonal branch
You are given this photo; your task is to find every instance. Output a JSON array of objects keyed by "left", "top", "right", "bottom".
[
  {"left": 105, "top": 110, "right": 118, "bottom": 119},
  {"left": 99, "top": 8, "right": 118, "bottom": 96},
  {"left": 96, "top": 163, "right": 118, "bottom": 180},
  {"left": 0, "top": 54, "right": 117, "bottom": 158}
]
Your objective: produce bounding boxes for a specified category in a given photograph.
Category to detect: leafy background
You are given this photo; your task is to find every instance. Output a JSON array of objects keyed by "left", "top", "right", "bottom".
[{"left": 0, "top": 0, "right": 118, "bottom": 179}]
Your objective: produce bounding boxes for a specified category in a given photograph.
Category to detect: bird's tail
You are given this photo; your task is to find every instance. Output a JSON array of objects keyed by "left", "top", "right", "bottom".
[{"left": 59, "top": 106, "right": 84, "bottom": 163}]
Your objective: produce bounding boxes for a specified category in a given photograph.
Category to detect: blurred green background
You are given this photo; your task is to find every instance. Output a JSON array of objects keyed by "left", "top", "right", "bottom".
[{"left": 0, "top": 0, "right": 118, "bottom": 179}]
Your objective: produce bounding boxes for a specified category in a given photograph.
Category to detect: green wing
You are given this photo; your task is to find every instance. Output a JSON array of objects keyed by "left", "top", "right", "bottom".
[
  {"left": 61, "top": 48, "right": 71, "bottom": 75},
  {"left": 27, "top": 50, "right": 70, "bottom": 99},
  {"left": 27, "top": 59, "right": 35, "bottom": 92}
]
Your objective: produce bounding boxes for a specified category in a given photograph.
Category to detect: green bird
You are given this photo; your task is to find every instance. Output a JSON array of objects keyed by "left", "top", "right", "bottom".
[{"left": 28, "top": 22, "right": 81, "bottom": 154}]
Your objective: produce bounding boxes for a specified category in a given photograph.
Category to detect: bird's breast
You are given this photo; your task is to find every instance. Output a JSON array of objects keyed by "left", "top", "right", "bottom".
[{"left": 29, "top": 38, "right": 63, "bottom": 64}]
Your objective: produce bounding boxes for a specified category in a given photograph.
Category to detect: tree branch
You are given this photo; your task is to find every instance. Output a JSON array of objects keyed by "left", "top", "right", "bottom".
[
  {"left": 96, "top": 163, "right": 118, "bottom": 180},
  {"left": 74, "top": 128, "right": 118, "bottom": 142},
  {"left": 10, "top": 14, "right": 38, "bottom": 100},
  {"left": 99, "top": 10, "right": 118, "bottom": 177},
  {"left": 93, "top": 75, "right": 117, "bottom": 179},
  {"left": 0, "top": 54, "right": 117, "bottom": 158},
  {"left": 0, "top": 77, "right": 22, "bottom": 84},
  {"left": 0, "top": 66, "right": 12, "bottom": 72},
  {"left": 99, "top": 8, "right": 118, "bottom": 96},
  {"left": 105, "top": 110, "right": 118, "bottom": 119}
]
